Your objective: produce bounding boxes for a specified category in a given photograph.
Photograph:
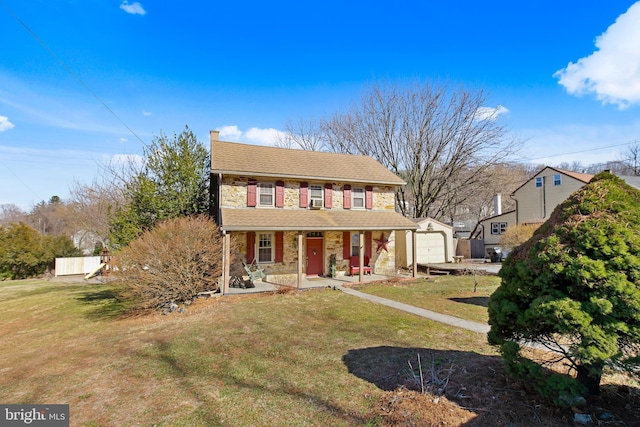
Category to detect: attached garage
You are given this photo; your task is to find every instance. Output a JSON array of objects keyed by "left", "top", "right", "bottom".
[{"left": 396, "top": 218, "right": 454, "bottom": 267}]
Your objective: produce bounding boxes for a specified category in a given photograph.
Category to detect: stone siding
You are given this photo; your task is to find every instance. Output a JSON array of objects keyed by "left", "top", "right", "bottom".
[{"left": 220, "top": 176, "right": 397, "bottom": 211}]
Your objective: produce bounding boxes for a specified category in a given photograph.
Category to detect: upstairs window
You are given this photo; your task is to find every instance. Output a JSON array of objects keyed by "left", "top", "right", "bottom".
[
  {"left": 258, "top": 183, "right": 274, "bottom": 206},
  {"left": 553, "top": 174, "right": 562, "bottom": 186},
  {"left": 535, "top": 177, "right": 543, "bottom": 188},
  {"left": 310, "top": 185, "right": 323, "bottom": 208},
  {"left": 491, "top": 222, "right": 507, "bottom": 235},
  {"left": 352, "top": 188, "right": 365, "bottom": 209}
]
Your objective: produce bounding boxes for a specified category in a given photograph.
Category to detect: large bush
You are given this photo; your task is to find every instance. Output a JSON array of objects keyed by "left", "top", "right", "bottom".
[
  {"left": 499, "top": 223, "right": 540, "bottom": 251},
  {"left": 488, "top": 172, "right": 640, "bottom": 398},
  {"left": 0, "top": 222, "right": 80, "bottom": 279},
  {"left": 113, "top": 216, "right": 227, "bottom": 310}
]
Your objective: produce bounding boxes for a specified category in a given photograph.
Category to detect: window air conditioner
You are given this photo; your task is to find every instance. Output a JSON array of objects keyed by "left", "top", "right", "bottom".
[{"left": 310, "top": 199, "right": 323, "bottom": 209}]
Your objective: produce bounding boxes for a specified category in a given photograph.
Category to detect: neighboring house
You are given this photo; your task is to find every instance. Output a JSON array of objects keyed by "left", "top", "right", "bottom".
[
  {"left": 478, "top": 166, "right": 594, "bottom": 252},
  {"left": 210, "top": 131, "right": 418, "bottom": 291},
  {"left": 396, "top": 217, "right": 455, "bottom": 267}
]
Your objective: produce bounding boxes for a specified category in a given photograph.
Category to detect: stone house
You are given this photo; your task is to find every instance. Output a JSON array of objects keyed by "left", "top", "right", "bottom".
[{"left": 210, "top": 131, "right": 418, "bottom": 290}]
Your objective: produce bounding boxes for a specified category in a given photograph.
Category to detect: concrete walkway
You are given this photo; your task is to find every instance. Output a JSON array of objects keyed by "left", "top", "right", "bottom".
[{"left": 335, "top": 285, "right": 490, "bottom": 334}]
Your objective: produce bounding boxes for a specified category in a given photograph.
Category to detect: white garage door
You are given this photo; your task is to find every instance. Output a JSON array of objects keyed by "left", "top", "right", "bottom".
[{"left": 416, "top": 232, "right": 446, "bottom": 264}]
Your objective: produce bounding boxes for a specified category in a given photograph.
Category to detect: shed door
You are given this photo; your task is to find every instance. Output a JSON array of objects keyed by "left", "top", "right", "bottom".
[{"left": 416, "top": 232, "right": 446, "bottom": 264}]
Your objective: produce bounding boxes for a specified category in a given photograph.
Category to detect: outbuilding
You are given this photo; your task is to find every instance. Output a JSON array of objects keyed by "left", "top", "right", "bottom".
[{"left": 396, "top": 218, "right": 454, "bottom": 267}]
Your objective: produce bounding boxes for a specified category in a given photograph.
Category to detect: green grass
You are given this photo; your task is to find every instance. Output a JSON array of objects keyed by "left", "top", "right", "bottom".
[
  {"left": 353, "top": 275, "right": 501, "bottom": 323},
  {"left": 0, "top": 279, "right": 498, "bottom": 426}
]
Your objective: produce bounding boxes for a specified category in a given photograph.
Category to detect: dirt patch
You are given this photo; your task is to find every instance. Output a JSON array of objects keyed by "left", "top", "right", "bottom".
[{"left": 347, "top": 345, "right": 640, "bottom": 426}]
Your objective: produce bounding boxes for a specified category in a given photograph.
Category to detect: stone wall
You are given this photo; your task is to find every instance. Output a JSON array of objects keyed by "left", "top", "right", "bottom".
[
  {"left": 220, "top": 176, "right": 397, "bottom": 211},
  {"left": 230, "top": 229, "right": 398, "bottom": 279}
]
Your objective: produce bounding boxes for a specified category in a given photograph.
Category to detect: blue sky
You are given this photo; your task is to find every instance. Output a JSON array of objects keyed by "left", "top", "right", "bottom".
[{"left": 1, "top": 0, "right": 640, "bottom": 209}]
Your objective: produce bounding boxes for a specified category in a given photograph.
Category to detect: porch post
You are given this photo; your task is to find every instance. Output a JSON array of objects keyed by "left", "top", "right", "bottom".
[
  {"left": 411, "top": 229, "right": 417, "bottom": 278},
  {"left": 359, "top": 231, "right": 364, "bottom": 282},
  {"left": 297, "top": 231, "right": 303, "bottom": 289},
  {"left": 222, "top": 231, "right": 231, "bottom": 294}
]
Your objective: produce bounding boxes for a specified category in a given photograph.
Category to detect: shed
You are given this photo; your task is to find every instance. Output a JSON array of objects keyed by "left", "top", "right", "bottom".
[{"left": 396, "top": 218, "right": 454, "bottom": 267}]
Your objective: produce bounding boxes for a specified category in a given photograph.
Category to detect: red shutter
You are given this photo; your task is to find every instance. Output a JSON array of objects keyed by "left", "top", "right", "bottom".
[
  {"left": 275, "top": 231, "right": 284, "bottom": 263},
  {"left": 275, "top": 180, "right": 285, "bottom": 208},
  {"left": 343, "top": 231, "right": 351, "bottom": 259},
  {"left": 324, "top": 183, "right": 333, "bottom": 209},
  {"left": 365, "top": 231, "right": 372, "bottom": 259},
  {"left": 343, "top": 185, "right": 351, "bottom": 209},
  {"left": 299, "top": 182, "right": 308, "bottom": 208},
  {"left": 247, "top": 179, "right": 257, "bottom": 207},
  {"left": 365, "top": 186, "right": 373, "bottom": 209},
  {"left": 246, "top": 232, "right": 256, "bottom": 262}
]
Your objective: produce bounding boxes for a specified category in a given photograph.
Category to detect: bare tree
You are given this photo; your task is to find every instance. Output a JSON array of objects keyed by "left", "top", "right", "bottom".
[
  {"left": 618, "top": 142, "right": 640, "bottom": 176},
  {"left": 274, "top": 118, "right": 326, "bottom": 151},
  {"left": 317, "top": 81, "right": 521, "bottom": 219},
  {"left": 0, "top": 203, "right": 27, "bottom": 225}
]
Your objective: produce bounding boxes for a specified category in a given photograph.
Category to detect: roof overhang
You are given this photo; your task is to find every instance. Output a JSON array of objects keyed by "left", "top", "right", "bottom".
[
  {"left": 211, "top": 170, "right": 405, "bottom": 186},
  {"left": 219, "top": 208, "right": 418, "bottom": 232}
]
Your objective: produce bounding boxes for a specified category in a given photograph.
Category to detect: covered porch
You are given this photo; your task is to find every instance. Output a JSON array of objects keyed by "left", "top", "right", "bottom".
[{"left": 219, "top": 208, "right": 419, "bottom": 295}]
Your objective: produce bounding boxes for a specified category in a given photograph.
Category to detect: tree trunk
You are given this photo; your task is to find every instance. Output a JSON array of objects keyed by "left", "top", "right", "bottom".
[{"left": 576, "top": 362, "right": 603, "bottom": 396}]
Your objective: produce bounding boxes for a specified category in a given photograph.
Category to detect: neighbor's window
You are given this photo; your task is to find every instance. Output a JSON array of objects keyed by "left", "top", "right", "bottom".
[
  {"left": 535, "top": 177, "right": 543, "bottom": 188},
  {"left": 258, "top": 233, "right": 274, "bottom": 262},
  {"left": 491, "top": 222, "right": 507, "bottom": 235},
  {"left": 310, "top": 184, "right": 323, "bottom": 206},
  {"left": 553, "top": 174, "right": 562, "bottom": 186},
  {"left": 258, "top": 183, "right": 274, "bottom": 206},
  {"left": 352, "top": 188, "right": 365, "bottom": 208},
  {"left": 351, "top": 232, "right": 360, "bottom": 256}
]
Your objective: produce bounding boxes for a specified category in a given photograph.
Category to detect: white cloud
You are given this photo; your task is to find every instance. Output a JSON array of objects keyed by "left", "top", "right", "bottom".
[
  {"left": 554, "top": 2, "right": 640, "bottom": 108},
  {"left": 244, "top": 127, "right": 287, "bottom": 145},
  {"left": 218, "top": 125, "right": 243, "bottom": 141},
  {"left": 120, "top": 1, "right": 146, "bottom": 15},
  {"left": 0, "top": 115, "right": 14, "bottom": 131},
  {"left": 142, "top": 110, "right": 152, "bottom": 116},
  {"left": 120, "top": 138, "right": 128, "bottom": 142},
  {"left": 217, "top": 125, "right": 287, "bottom": 146},
  {"left": 475, "top": 105, "right": 509, "bottom": 121}
]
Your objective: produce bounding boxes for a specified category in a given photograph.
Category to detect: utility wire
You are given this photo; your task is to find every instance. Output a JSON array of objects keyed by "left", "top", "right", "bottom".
[
  {"left": 0, "top": 0, "right": 147, "bottom": 146},
  {"left": 520, "top": 140, "right": 639, "bottom": 163}
]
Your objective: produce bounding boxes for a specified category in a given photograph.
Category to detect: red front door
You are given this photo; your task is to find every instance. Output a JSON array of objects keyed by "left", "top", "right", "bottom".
[{"left": 306, "top": 238, "right": 323, "bottom": 276}]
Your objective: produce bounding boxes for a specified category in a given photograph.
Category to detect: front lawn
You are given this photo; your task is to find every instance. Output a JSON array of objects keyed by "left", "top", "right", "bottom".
[
  {"left": 352, "top": 275, "right": 500, "bottom": 323},
  {"left": 0, "top": 279, "right": 494, "bottom": 426}
]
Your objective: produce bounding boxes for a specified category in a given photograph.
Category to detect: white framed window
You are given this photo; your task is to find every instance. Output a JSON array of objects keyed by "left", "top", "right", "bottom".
[
  {"left": 351, "top": 232, "right": 360, "bottom": 256},
  {"left": 258, "top": 183, "right": 274, "bottom": 206},
  {"left": 258, "top": 233, "right": 274, "bottom": 263},
  {"left": 535, "top": 177, "right": 543, "bottom": 188},
  {"left": 352, "top": 188, "right": 365, "bottom": 209},
  {"left": 310, "top": 184, "right": 323, "bottom": 207},
  {"left": 491, "top": 222, "right": 507, "bottom": 235},
  {"left": 553, "top": 174, "right": 562, "bottom": 186}
]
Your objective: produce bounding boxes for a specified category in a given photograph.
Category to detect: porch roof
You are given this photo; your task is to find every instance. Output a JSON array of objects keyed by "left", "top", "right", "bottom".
[{"left": 220, "top": 208, "right": 418, "bottom": 232}]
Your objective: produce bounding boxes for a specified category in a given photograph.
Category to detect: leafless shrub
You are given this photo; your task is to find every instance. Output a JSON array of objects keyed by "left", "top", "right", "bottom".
[
  {"left": 113, "top": 216, "right": 228, "bottom": 310},
  {"left": 405, "top": 353, "right": 455, "bottom": 396}
]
